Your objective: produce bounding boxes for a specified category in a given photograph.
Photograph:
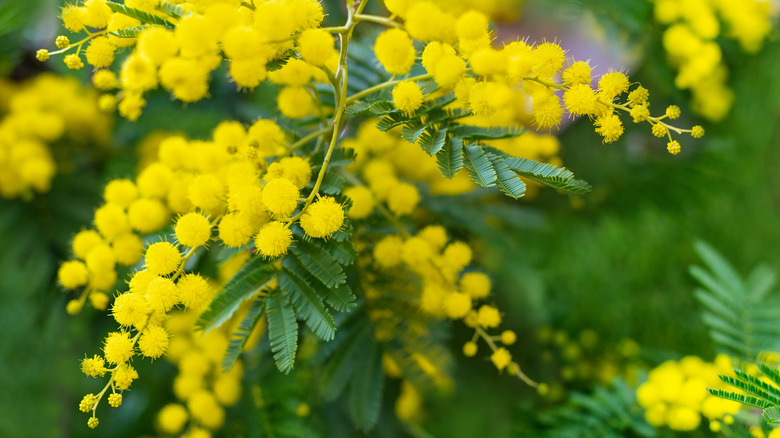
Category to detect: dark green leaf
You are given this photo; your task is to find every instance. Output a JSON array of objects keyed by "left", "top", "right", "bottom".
[
  {"left": 196, "top": 256, "right": 275, "bottom": 333},
  {"left": 109, "top": 25, "right": 149, "bottom": 38},
  {"left": 320, "top": 171, "right": 345, "bottom": 195},
  {"left": 419, "top": 127, "right": 448, "bottom": 156},
  {"left": 436, "top": 136, "right": 464, "bottom": 179},
  {"left": 222, "top": 297, "right": 266, "bottom": 371},
  {"left": 349, "top": 337, "right": 384, "bottom": 431},
  {"left": 449, "top": 125, "right": 524, "bottom": 140},
  {"left": 462, "top": 144, "right": 497, "bottom": 188},
  {"left": 279, "top": 268, "right": 336, "bottom": 341},
  {"left": 501, "top": 153, "right": 592, "bottom": 194},
  {"left": 323, "top": 283, "right": 357, "bottom": 312},
  {"left": 486, "top": 152, "right": 526, "bottom": 199},
  {"left": 320, "top": 321, "right": 371, "bottom": 399},
  {"left": 290, "top": 240, "right": 347, "bottom": 288},
  {"left": 265, "top": 290, "right": 299, "bottom": 374},
  {"left": 708, "top": 388, "right": 772, "bottom": 409},
  {"left": 106, "top": 1, "right": 175, "bottom": 27}
]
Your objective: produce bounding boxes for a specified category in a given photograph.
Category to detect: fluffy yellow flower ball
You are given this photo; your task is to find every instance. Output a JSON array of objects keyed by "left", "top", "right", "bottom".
[
  {"left": 374, "top": 28, "right": 416, "bottom": 75},
  {"left": 392, "top": 81, "right": 424, "bottom": 114},
  {"left": 144, "top": 241, "right": 181, "bottom": 276},
  {"left": 262, "top": 178, "right": 300, "bottom": 217},
  {"left": 300, "top": 196, "right": 344, "bottom": 238},
  {"left": 255, "top": 221, "right": 293, "bottom": 258}
]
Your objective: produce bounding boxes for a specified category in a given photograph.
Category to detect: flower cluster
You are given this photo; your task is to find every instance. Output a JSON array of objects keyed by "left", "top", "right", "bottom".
[
  {"left": 637, "top": 354, "right": 741, "bottom": 432},
  {"left": 652, "top": 0, "right": 773, "bottom": 121},
  {"left": 0, "top": 74, "right": 110, "bottom": 199}
]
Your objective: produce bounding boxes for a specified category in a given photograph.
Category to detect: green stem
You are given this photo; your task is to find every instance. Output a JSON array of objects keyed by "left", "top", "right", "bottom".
[
  {"left": 354, "top": 13, "right": 401, "bottom": 28},
  {"left": 345, "top": 73, "right": 433, "bottom": 105}
]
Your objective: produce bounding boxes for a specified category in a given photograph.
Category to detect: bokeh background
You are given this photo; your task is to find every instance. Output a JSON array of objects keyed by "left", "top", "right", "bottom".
[{"left": 1, "top": 0, "right": 778, "bottom": 436}]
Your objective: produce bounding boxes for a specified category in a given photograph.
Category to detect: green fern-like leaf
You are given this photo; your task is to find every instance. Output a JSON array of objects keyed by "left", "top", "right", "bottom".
[
  {"left": 400, "top": 119, "right": 427, "bottom": 144},
  {"left": 708, "top": 388, "right": 773, "bottom": 409},
  {"left": 196, "top": 256, "right": 276, "bottom": 333},
  {"left": 763, "top": 406, "right": 780, "bottom": 424},
  {"left": 486, "top": 151, "right": 526, "bottom": 199},
  {"left": 265, "top": 290, "right": 299, "bottom": 374},
  {"left": 500, "top": 153, "right": 592, "bottom": 194},
  {"left": 449, "top": 125, "right": 524, "bottom": 140},
  {"left": 718, "top": 374, "right": 780, "bottom": 406},
  {"left": 279, "top": 267, "right": 336, "bottom": 341},
  {"left": 436, "top": 136, "right": 464, "bottom": 179},
  {"left": 319, "top": 316, "right": 371, "bottom": 400},
  {"left": 690, "top": 240, "right": 780, "bottom": 360},
  {"left": 106, "top": 1, "right": 175, "bottom": 27},
  {"left": 349, "top": 336, "right": 384, "bottom": 431},
  {"left": 322, "top": 283, "right": 357, "bottom": 312},
  {"left": 289, "top": 240, "right": 347, "bottom": 288},
  {"left": 109, "top": 25, "right": 150, "bottom": 38},
  {"left": 222, "top": 297, "right": 266, "bottom": 371},
  {"left": 462, "top": 144, "right": 497, "bottom": 188},
  {"left": 156, "top": 1, "right": 188, "bottom": 19},
  {"left": 345, "top": 99, "right": 397, "bottom": 117},
  {"left": 418, "top": 127, "right": 448, "bottom": 156}
]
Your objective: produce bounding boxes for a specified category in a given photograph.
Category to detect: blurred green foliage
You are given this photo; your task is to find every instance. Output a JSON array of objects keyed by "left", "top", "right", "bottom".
[{"left": 0, "top": 0, "right": 778, "bottom": 437}]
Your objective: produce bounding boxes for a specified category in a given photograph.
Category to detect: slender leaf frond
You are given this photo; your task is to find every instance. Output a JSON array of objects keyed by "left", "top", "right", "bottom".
[
  {"left": 106, "top": 1, "right": 175, "bottom": 27},
  {"left": 462, "top": 145, "right": 497, "bottom": 188},
  {"left": 436, "top": 136, "right": 464, "bottom": 179},
  {"left": 222, "top": 297, "right": 266, "bottom": 371},
  {"left": 279, "top": 268, "right": 336, "bottom": 341},
  {"left": 265, "top": 290, "right": 299, "bottom": 374},
  {"left": 196, "top": 256, "right": 275, "bottom": 333}
]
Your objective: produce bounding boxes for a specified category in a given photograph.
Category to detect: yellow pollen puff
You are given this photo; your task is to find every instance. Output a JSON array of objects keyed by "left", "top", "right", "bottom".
[
  {"left": 432, "top": 54, "right": 467, "bottom": 89},
  {"left": 255, "top": 221, "right": 293, "bottom": 257},
  {"left": 128, "top": 197, "right": 170, "bottom": 233},
  {"left": 443, "top": 292, "right": 472, "bottom": 319},
  {"left": 531, "top": 42, "right": 566, "bottom": 78},
  {"left": 628, "top": 86, "right": 649, "bottom": 107},
  {"left": 159, "top": 57, "right": 210, "bottom": 103},
  {"left": 563, "top": 84, "right": 598, "bottom": 116},
  {"left": 112, "top": 232, "right": 144, "bottom": 265},
  {"left": 691, "top": 125, "right": 705, "bottom": 138},
  {"left": 56, "top": 35, "right": 70, "bottom": 48},
  {"left": 61, "top": 5, "right": 86, "bottom": 32},
  {"left": 94, "top": 203, "right": 130, "bottom": 241},
  {"left": 58, "top": 260, "right": 89, "bottom": 289},
  {"left": 230, "top": 57, "right": 268, "bottom": 89},
  {"left": 533, "top": 94, "right": 563, "bottom": 129},
  {"left": 463, "top": 341, "right": 478, "bottom": 357},
  {"left": 470, "top": 48, "right": 507, "bottom": 77},
  {"left": 343, "top": 186, "right": 375, "bottom": 219},
  {"left": 501, "top": 330, "right": 517, "bottom": 345},
  {"left": 373, "top": 235, "right": 404, "bottom": 268},
  {"left": 73, "top": 230, "right": 103, "bottom": 260},
  {"left": 139, "top": 324, "right": 169, "bottom": 358},
  {"left": 666, "top": 105, "right": 681, "bottom": 119},
  {"left": 107, "top": 393, "right": 122, "bottom": 408},
  {"left": 81, "top": 355, "right": 107, "bottom": 377},
  {"left": 113, "top": 363, "right": 138, "bottom": 390},
  {"left": 422, "top": 41, "right": 456, "bottom": 74},
  {"left": 221, "top": 26, "right": 265, "bottom": 61},
  {"left": 262, "top": 178, "right": 300, "bottom": 217},
  {"left": 405, "top": 2, "right": 456, "bottom": 43},
  {"left": 667, "top": 140, "right": 682, "bottom": 155},
  {"left": 387, "top": 182, "right": 420, "bottom": 216},
  {"left": 175, "top": 212, "right": 212, "bottom": 248},
  {"left": 112, "top": 292, "right": 149, "bottom": 328},
  {"left": 300, "top": 196, "right": 345, "bottom": 238},
  {"left": 652, "top": 123, "right": 668, "bottom": 137},
  {"left": 630, "top": 104, "right": 650, "bottom": 123},
  {"left": 594, "top": 113, "right": 624, "bottom": 143},
  {"left": 265, "top": 156, "right": 312, "bottom": 188},
  {"left": 392, "top": 81, "right": 424, "bottom": 114},
  {"left": 401, "top": 236, "right": 434, "bottom": 266},
  {"left": 64, "top": 54, "right": 84, "bottom": 70},
  {"left": 104, "top": 179, "right": 138, "bottom": 208},
  {"left": 443, "top": 241, "right": 472, "bottom": 271},
  {"left": 598, "top": 71, "right": 630, "bottom": 100},
  {"left": 120, "top": 54, "right": 157, "bottom": 92},
  {"left": 374, "top": 28, "right": 417, "bottom": 76},
  {"left": 144, "top": 241, "right": 181, "bottom": 276},
  {"left": 278, "top": 86, "right": 316, "bottom": 119},
  {"left": 491, "top": 347, "right": 512, "bottom": 371},
  {"left": 85, "top": 37, "right": 116, "bottom": 69},
  {"left": 477, "top": 305, "right": 501, "bottom": 328},
  {"left": 158, "top": 404, "right": 189, "bottom": 435},
  {"left": 456, "top": 10, "right": 489, "bottom": 41},
  {"left": 418, "top": 225, "right": 448, "bottom": 251},
  {"left": 177, "top": 273, "right": 212, "bottom": 310},
  {"left": 145, "top": 276, "right": 179, "bottom": 312},
  {"left": 82, "top": 0, "right": 112, "bottom": 29},
  {"left": 297, "top": 28, "right": 337, "bottom": 66},
  {"left": 188, "top": 174, "right": 226, "bottom": 214},
  {"left": 103, "top": 331, "right": 134, "bottom": 364},
  {"left": 218, "top": 212, "right": 254, "bottom": 248},
  {"left": 459, "top": 272, "right": 491, "bottom": 299},
  {"left": 90, "top": 291, "right": 110, "bottom": 310},
  {"left": 562, "top": 61, "right": 592, "bottom": 86},
  {"left": 36, "top": 49, "right": 49, "bottom": 62},
  {"left": 118, "top": 91, "right": 145, "bottom": 121}
]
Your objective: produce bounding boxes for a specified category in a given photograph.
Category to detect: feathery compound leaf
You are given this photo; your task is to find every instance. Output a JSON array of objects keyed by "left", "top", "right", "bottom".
[
  {"left": 196, "top": 256, "right": 276, "bottom": 333},
  {"left": 349, "top": 337, "right": 384, "bottom": 431},
  {"left": 462, "top": 144, "right": 497, "bottom": 188},
  {"left": 400, "top": 119, "right": 427, "bottom": 143},
  {"left": 323, "top": 283, "right": 357, "bottom": 312},
  {"left": 265, "top": 290, "right": 299, "bottom": 374},
  {"left": 708, "top": 388, "right": 773, "bottom": 409},
  {"left": 690, "top": 241, "right": 780, "bottom": 360},
  {"left": 109, "top": 25, "right": 151, "bottom": 38},
  {"left": 345, "top": 100, "right": 397, "bottom": 117},
  {"left": 290, "top": 240, "right": 347, "bottom": 288},
  {"left": 222, "top": 297, "right": 266, "bottom": 371},
  {"left": 718, "top": 375, "right": 780, "bottom": 405},
  {"left": 156, "top": 1, "right": 188, "bottom": 19},
  {"left": 279, "top": 268, "right": 336, "bottom": 341},
  {"left": 106, "top": 1, "right": 175, "bottom": 27},
  {"left": 500, "top": 152, "right": 592, "bottom": 194},
  {"left": 764, "top": 406, "right": 780, "bottom": 424},
  {"left": 418, "top": 127, "right": 448, "bottom": 156},
  {"left": 436, "top": 136, "right": 464, "bottom": 179},
  {"left": 449, "top": 125, "right": 525, "bottom": 140},
  {"left": 486, "top": 152, "right": 526, "bottom": 199}
]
